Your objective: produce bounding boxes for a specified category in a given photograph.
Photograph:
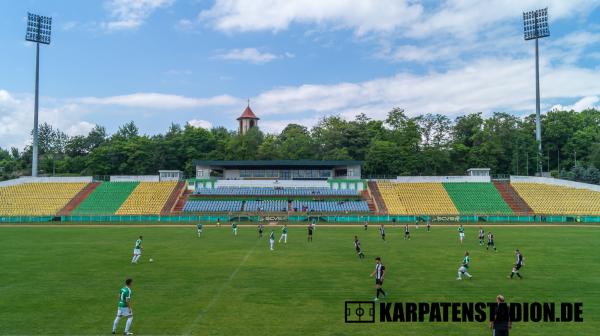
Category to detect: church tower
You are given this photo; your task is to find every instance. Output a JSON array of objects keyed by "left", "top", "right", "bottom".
[{"left": 237, "top": 102, "right": 259, "bottom": 135}]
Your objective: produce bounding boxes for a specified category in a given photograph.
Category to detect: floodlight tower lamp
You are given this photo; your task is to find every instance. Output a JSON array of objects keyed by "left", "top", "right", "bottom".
[
  {"left": 25, "top": 12, "right": 52, "bottom": 177},
  {"left": 523, "top": 8, "right": 549, "bottom": 175}
]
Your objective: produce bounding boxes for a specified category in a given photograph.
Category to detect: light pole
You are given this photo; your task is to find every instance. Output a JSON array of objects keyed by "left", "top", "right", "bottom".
[
  {"left": 523, "top": 8, "right": 549, "bottom": 176},
  {"left": 25, "top": 12, "right": 52, "bottom": 177}
]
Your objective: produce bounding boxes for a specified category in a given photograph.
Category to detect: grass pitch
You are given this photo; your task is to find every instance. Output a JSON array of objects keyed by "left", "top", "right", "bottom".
[{"left": 0, "top": 225, "right": 599, "bottom": 335}]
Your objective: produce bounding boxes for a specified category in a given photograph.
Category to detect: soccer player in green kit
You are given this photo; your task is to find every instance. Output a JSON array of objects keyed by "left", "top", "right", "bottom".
[
  {"left": 197, "top": 223, "right": 203, "bottom": 238},
  {"left": 112, "top": 278, "right": 134, "bottom": 335},
  {"left": 279, "top": 224, "right": 288, "bottom": 243},
  {"left": 131, "top": 236, "right": 142, "bottom": 264},
  {"left": 232, "top": 222, "right": 238, "bottom": 236},
  {"left": 269, "top": 229, "right": 275, "bottom": 250},
  {"left": 458, "top": 224, "right": 465, "bottom": 244},
  {"left": 456, "top": 251, "right": 472, "bottom": 280}
]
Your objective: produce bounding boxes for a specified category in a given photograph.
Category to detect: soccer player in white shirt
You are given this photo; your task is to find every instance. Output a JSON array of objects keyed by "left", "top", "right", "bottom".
[
  {"left": 269, "top": 229, "right": 275, "bottom": 251},
  {"left": 131, "top": 236, "right": 142, "bottom": 264}
]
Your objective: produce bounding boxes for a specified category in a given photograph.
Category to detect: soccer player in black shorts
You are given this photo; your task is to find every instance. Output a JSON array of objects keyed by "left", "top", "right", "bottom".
[
  {"left": 258, "top": 224, "right": 264, "bottom": 238},
  {"left": 307, "top": 223, "right": 313, "bottom": 242},
  {"left": 354, "top": 236, "right": 365, "bottom": 259},
  {"left": 508, "top": 249, "right": 524, "bottom": 279},
  {"left": 478, "top": 227, "right": 485, "bottom": 246},
  {"left": 370, "top": 257, "right": 386, "bottom": 301},
  {"left": 486, "top": 232, "right": 497, "bottom": 252},
  {"left": 379, "top": 224, "right": 386, "bottom": 242},
  {"left": 404, "top": 223, "right": 411, "bottom": 240}
]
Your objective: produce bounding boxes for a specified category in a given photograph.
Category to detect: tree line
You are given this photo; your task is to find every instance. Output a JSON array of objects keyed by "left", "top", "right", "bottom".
[{"left": 0, "top": 107, "right": 599, "bottom": 184}]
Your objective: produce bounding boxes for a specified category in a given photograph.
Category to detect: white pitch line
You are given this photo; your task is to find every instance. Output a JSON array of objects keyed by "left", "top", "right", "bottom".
[{"left": 183, "top": 240, "right": 260, "bottom": 335}]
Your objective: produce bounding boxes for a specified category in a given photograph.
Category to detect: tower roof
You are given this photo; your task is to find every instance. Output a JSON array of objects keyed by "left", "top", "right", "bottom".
[{"left": 237, "top": 105, "right": 259, "bottom": 120}]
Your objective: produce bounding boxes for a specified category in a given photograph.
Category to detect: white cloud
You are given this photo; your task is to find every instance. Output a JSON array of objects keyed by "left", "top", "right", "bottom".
[
  {"left": 249, "top": 57, "right": 600, "bottom": 120},
  {"left": 0, "top": 90, "right": 97, "bottom": 149},
  {"left": 214, "top": 48, "right": 287, "bottom": 64},
  {"left": 61, "top": 21, "right": 78, "bottom": 31},
  {"left": 200, "top": 0, "right": 423, "bottom": 35},
  {"left": 200, "top": 0, "right": 599, "bottom": 38},
  {"left": 175, "top": 18, "right": 194, "bottom": 30},
  {"left": 78, "top": 93, "right": 240, "bottom": 109},
  {"left": 551, "top": 96, "right": 600, "bottom": 112},
  {"left": 104, "top": 0, "right": 174, "bottom": 31},
  {"left": 187, "top": 119, "right": 213, "bottom": 129},
  {"left": 260, "top": 117, "right": 321, "bottom": 134},
  {"left": 547, "top": 31, "right": 600, "bottom": 64},
  {"left": 66, "top": 121, "right": 97, "bottom": 136}
]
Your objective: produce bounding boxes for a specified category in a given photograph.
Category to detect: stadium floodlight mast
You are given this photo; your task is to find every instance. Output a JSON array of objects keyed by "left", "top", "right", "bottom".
[
  {"left": 25, "top": 12, "right": 52, "bottom": 177},
  {"left": 523, "top": 8, "right": 549, "bottom": 175}
]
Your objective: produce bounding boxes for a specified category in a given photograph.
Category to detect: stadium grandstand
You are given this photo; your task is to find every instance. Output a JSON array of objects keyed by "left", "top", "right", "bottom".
[{"left": 0, "top": 162, "right": 599, "bottom": 222}]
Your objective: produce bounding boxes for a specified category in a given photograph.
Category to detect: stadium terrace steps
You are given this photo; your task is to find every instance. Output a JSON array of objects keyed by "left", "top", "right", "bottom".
[
  {"left": 367, "top": 181, "right": 387, "bottom": 214},
  {"left": 493, "top": 180, "right": 532, "bottom": 214},
  {"left": 57, "top": 182, "right": 100, "bottom": 216},
  {"left": 443, "top": 182, "right": 513, "bottom": 215},
  {"left": 173, "top": 189, "right": 191, "bottom": 213},
  {"left": 161, "top": 181, "right": 186, "bottom": 215},
  {"left": 116, "top": 182, "right": 178, "bottom": 215},
  {"left": 71, "top": 182, "right": 139, "bottom": 215},
  {"left": 511, "top": 182, "right": 600, "bottom": 215},
  {"left": 0, "top": 182, "right": 88, "bottom": 216},
  {"left": 361, "top": 189, "right": 377, "bottom": 213}
]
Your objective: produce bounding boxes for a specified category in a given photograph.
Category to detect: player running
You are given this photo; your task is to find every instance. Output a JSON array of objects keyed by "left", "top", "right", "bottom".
[
  {"left": 197, "top": 223, "right": 203, "bottom": 238},
  {"left": 415, "top": 219, "right": 419, "bottom": 230},
  {"left": 131, "top": 236, "right": 142, "bottom": 264},
  {"left": 364, "top": 220, "right": 368, "bottom": 231},
  {"left": 478, "top": 227, "right": 485, "bottom": 246},
  {"left": 404, "top": 223, "right": 411, "bottom": 240},
  {"left": 269, "top": 229, "right": 275, "bottom": 251},
  {"left": 307, "top": 223, "right": 313, "bottom": 242},
  {"left": 354, "top": 236, "right": 365, "bottom": 259},
  {"left": 112, "top": 278, "right": 134, "bottom": 335},
  {"left": 426, "top": 218, "right": 431, "bottom": 232},
  {"left": 456, "top": 251, "right": 472, "bottom": 280},
  {"left": 486, "top": 232, "right": 497, "bottom": 252},
  {"left": 508, "top": 249, "right": 524, "bottom": 279},
  {"left": 370, "top": 257, "right": 387, "bottom": 301},
  {"left": 279, "top": 224, "right": 288, "bottom": 243},
  {"left": 232, "top": 222, "right": 238, "bottom": 236},
  {"left": 458, "top": 224, "right": 465, "bottom": 244},
  {"left": 380, "top": 224, "right": 386, "bottom": 242}
]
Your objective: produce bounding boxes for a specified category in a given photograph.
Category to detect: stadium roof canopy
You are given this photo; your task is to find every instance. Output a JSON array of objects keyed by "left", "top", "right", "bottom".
[{"left": 193, "top": 160, "right": 362, "bottom": 168}]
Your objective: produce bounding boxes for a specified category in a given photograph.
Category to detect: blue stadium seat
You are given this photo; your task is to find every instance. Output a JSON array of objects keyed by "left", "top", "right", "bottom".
[
  {"left": 290, "top": 200, "right": 369, "bottom": 212},
  {"left": 244, "top": 200, "right": 288, "bottom": 212},
  {"left": 194, "top": 187, "right": 358, "bottom": 196},
  {"left": 183, "top": 200, "right": 243, "bottom": 212}
]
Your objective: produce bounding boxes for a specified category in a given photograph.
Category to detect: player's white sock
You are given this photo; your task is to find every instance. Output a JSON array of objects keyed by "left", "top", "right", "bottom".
[
  {"left": 131, "top": 256, "right": 136, "bottom": 263},
  {"left": 134, "top": 255, "right": 141, "bottom": 263},
  {"left": 465, "top": 272, "right": 472, "bottom": 278},
  {"left": 457, "top": 272, "right": 462, "bottom": 279},
  {"left": 113, "top": 316, "right": 121, "bottom": 332},
  {"left": 125, "top": 316, "right": 133, "bottom": 333}
]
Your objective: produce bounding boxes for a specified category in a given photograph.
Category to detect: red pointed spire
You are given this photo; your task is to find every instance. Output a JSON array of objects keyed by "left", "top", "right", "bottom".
[{"left": 237, "top": 101, "right": 259, "bottom": 120}]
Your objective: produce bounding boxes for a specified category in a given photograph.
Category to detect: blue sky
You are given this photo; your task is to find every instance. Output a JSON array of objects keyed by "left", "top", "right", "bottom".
[{"left": 1, "top": 0, "right": 600, "bottom": 149}]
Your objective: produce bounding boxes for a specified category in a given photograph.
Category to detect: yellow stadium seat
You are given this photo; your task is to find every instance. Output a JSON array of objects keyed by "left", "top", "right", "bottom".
[
  {"left": 376, "top": 181, "right": 459, "bottom": 215},
  {"left": 0, "top": 182, "right": 87, "bottom": 216},
  {"left": 512, "top": 183, "right": 600, "bottom": 215},
  {"left": 116, "top": 182, "right": 178, "bottom": 215}
]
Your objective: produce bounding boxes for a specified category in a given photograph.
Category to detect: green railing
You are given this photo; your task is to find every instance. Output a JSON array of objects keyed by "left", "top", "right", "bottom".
[{"left": 1, "top": 214, "right": 599, "bottom": 223}]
